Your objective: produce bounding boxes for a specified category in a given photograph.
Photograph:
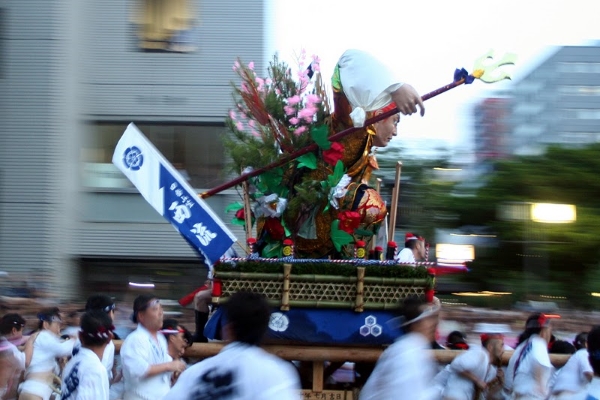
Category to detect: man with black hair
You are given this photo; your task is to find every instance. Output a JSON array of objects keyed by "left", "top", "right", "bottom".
[
  {"left": 161, "top": 319, "right": 192, "bottom": 386},
  {"left": 440, "top": 333, "right": 504, "bottom": 400},
  {"left": 359, "top": 295, "right": 440, "bottom": 400},
  {"left": 121, "top": 294, "right": 186, "bottom": 400},
  {"left": 164, "top": 291, "right": 300, "bottom": 400},
  {"left": 446, "top": 330, "right": 470, "bottom": 351},
  {"left": 0, "top": 313, "right": 26, "bottom": 400},
  {"left": 82, "top": 294, "right": 123, "bottom": 399},
  {"left": 0, "top": 313, "right": 26, "bottom": 365},
  {"left": 0, "top": 313, "right": 27, "bottom": 347},
  {"left": 504, "top": 313, "right": 554, "bottom": 399},
  {"left": 60, "top": 310, "right": 114, "bottom": 400},
  {"left": 0, "top": 338, "right": 18, "bottom": 400},
  {"left": 550, "top": 331, "right": 593, "bottom": 399},
  {"left": 395, "top": 233, "right": 426, "bottom": 264},
  {"left": 581, "top": 326, "right": 600, "bottom": 399}
]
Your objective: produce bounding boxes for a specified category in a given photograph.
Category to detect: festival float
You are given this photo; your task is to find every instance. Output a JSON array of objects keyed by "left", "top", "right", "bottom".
[
  {"left": 112, "top": 48, "right": 515, "bottom": 396},
  {"left": 197, "top": 49, "right": 516, "bottom": 346}
]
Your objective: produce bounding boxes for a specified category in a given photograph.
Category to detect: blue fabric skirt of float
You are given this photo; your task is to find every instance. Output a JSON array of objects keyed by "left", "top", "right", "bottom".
[{"left": 204, "top": 307, "right": 404, "bottom": 345}]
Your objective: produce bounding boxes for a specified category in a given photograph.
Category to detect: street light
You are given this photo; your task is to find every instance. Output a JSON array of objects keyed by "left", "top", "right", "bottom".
[
  {"left": 498, "top": 202, "right": 577, "bottom": 298},
  {"left": 530, "top": 203, "right": 576, "bottom": 223}
]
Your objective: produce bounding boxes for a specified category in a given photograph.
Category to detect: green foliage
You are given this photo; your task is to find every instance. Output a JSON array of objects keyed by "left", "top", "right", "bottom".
[
  {"left": 441, "top": 144, "right": 600, "bottom": 308},
  {"left": 216, "top": 261, "right": 430, "bottom": 279},
  {"left": 330, "top": 220, "right": 354, "bottom": 252},
  {"left": 310, "top": 125, "right": 331, "bottom": 150},
  {"left": 296, "top": 153, "right": 318, "bottom": 170}
]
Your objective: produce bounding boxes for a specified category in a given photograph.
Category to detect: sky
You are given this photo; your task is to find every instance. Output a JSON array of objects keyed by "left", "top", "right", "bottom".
[{"left": 267, "top": 0, "right": 600, "bottom": 159}]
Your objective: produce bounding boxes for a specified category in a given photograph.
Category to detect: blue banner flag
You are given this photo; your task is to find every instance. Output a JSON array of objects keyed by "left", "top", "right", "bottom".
[{"left": 112, "top": 123, "right": 237, "bottom": 265}]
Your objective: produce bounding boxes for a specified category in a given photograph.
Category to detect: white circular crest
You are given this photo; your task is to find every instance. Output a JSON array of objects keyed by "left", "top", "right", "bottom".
[{"left": 269, "top": 312, "right": 289, "bottom": 332}]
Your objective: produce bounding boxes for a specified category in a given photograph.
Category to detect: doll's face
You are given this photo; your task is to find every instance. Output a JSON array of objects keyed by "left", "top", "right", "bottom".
[{"left": 372, "top": 114, "right": 400, "bottom": 147}]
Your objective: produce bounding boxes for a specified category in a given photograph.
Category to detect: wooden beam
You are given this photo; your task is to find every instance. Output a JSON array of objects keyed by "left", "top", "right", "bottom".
[
  {"left": 112, "top": 341, "right": 571, "bottom": 367},
  {"left": 312, "top": 361, "right": 324, "bottom": 392}
]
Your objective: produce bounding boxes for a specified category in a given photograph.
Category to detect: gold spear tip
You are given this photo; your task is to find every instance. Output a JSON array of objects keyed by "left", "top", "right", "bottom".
[{"left": 473, "top": 49, "right": 517, "bottom": 83}]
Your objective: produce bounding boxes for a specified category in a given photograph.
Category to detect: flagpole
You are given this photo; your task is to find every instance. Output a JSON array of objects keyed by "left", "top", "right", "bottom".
[
  {"left": 387, "top": 161, "right": 403, "bottom": 243},
  {"left": 201, "top": 51, "right": 515, "bottom": 199},
  {"left": 200, "top": 78, "right": 467, "bottom": 199}
]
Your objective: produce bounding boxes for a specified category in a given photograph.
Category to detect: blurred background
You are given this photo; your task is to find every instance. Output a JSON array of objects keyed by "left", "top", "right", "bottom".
[{"left": 1, "top": 0, "right": 600, "bottom": 323}]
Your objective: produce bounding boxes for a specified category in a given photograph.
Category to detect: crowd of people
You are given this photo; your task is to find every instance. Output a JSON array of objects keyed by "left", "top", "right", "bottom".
[{"left": 1, "top": 291, "right": 600, "bottom": 399}]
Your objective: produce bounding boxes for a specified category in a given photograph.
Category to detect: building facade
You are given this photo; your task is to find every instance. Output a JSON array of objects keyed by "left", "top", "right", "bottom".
[
  {"left": 474, "top": 44, "right": 600, "bottom": 157},
  {"left": 1, "top": 0, "right": 266, "bottom": 298}
]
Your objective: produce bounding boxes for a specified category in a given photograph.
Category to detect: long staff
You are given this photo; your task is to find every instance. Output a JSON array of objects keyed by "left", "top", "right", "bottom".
[{"left": 201, "top": 51, "right": 516, "bottom": 199}]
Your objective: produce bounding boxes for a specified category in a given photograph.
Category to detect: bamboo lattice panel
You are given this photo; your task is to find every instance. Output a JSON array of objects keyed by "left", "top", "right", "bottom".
[
  {"left": 221, "top": 278, "right": 425, "bottom": 304},
  {"left": 363, "top": 285, "right": 425, "bottom": 305},
  {"left": 288, "top": 282, "right": 356, "bottom": 302},
  {"left": 221, "top": 279, "right": 283, "bottom": 301}
]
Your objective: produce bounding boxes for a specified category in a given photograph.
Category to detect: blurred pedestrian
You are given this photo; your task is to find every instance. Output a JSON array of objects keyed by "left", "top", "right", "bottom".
[
  {"left": 550, "top": 331, "right": 592, "bottom": 399},
  {"left": 160, "top": 319, "right": 192, "bottom": 386},
  {"left": 549, "top": 339, "right": 576, "bottom": 355},
  {"left": 446, "top": 330, "right": 470, "bottom": 351},
  {"left": 192, "top": 280, "right": 212, "bottom": 343},
  {"left": 120, "top": 295, "right": 185, "bottom": 400},
  {"left": 395, "top": 233, "right": 425, "bottom": 264},
  {"left": 1, "top": 313, "right": 28, "bottom": 347},
  {"left": 60, "top": 310, "right": 115, "bottom": 400},
  {"left": 19, "top": 307, "right": 75, "bottom": 400},
  {"left": 0, "top": 337, "right": 19, "bottom": 400},
  {"left": 83, "top": 294, "right": 124, "bottom": 400},
  {"left": 61, "top": 311, "right": 81, "bottom": 339},
  {"left": 504, "top": 313, "right": 555, "bottom": 400},
  {"left": 163, "top": 291, "right": 301, "bottom": 400},
  {"left": 581, "top": 326, "right": 600, "bottom": 399},
  {"left": 439, "top": 333, "right": 504, "bottom": 400},
  {"left": 359, "top": 295, "right": 440, "bottom": 400},
  {"left": 0, "top": 313, "right": 26, "bottom": 400}
]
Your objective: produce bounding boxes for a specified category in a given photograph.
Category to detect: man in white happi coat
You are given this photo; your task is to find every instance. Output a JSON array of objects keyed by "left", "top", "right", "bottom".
[
  {"left": 440, "top": 333, "right": 505, "bottom": 400},
  {"left": 359, "top": 295, "right": 440, "bottom": 400},
  {"left": 164, "top": 291, "right": 301, "bottom": 400},
  {"left": 120, "top": 295, "right": 185, "bottom": 400},
  {"left": 396, "top": 233, "right": 426, "bottom": 264},
  {"left": 550, "top": 332, "right": 593, "bottom": 399},
  {"left": 60, "top": 311, "right": 115, "bottom": 400},
  {"left": 504, "top": 313, "right": 555, "bottom": 400}
]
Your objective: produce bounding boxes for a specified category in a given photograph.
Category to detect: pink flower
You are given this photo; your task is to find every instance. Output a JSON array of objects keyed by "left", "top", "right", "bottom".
[
  {"left": 289, "top": 117, "right": 299, "bottom": 125},
  {"left": 248, "top": 120, "right": 256, "bottom": 128},
  {"left": 255, "top": 77, "right": 264, "bottom": 91},
  {"left": 248, "top": 61, "right": 255, "bottom": 70},
  {"left": 265, "top": 78, "right": 272, "bottom": 85},
  {"left": 284, "top": 105, "right": 296, "bottom": 116},
  {"left": 294, "top": 126, "right": 307, "bottom": 136},
  {"left": 298, "top": 106, "right": 317, "bottom": 122},
  {"left": 251, "top": 130, "right": 261, "bottom": 138},
  {"left": 287, "top": 95, "right": 301, "bottom": 106},
  {"left": 236, "top": 121, "right": 244, "bottom": 131},
  {"left": 241, "top": 82, "right": 250, "bottom": 94},
  {"left": 233, "top": 60, "right": 240, "bottom": 71},
  {"left": 306, "top": 94, "right": 321, "bottom": 105},
  {"left": 229, "top": 110, "right": 237, "bottom": 120}
]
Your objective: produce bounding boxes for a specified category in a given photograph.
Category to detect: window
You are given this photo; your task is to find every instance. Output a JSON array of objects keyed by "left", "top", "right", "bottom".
[
  {"left": 129, "top": 0, "right": 198, "bottom": 52},
  {"left": 557, "top": 62, "right": 600, "bottom": 74},
  {"left": 82, "top": 123, "right": 226, "bottom": 189},
  {"left": 0, "top": 9, "right": 5, "bottom": 78},
  {"left": 559, "top": 86, "right": 600, "bottom": 95}
]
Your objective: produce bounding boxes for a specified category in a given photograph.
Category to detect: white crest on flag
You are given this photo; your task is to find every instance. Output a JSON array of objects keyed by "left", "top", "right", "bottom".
[
  {"left": 191, "top": 223, "right": 217, "bottom": 246},
  {"left": 169, "top": 201, "right": 192, "bottom": 223},
  {"left": 112, "top": 123, "right": 237, "bottom": 265}
]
